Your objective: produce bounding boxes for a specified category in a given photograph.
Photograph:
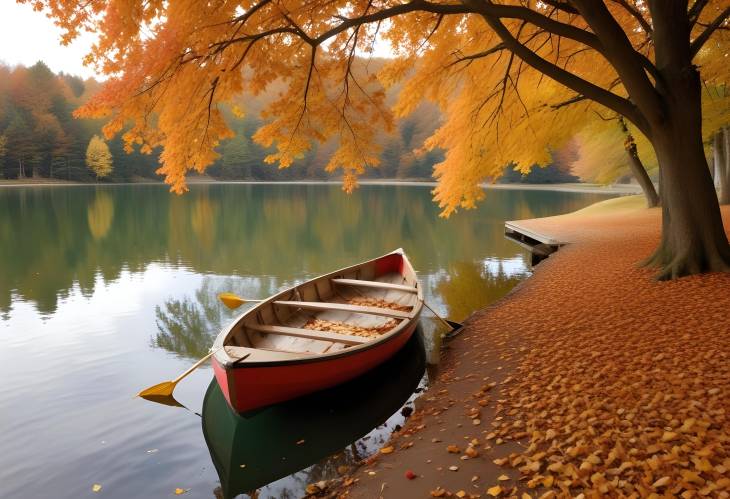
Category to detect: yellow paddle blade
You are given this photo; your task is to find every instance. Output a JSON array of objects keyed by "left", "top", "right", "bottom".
[
  {"left": 218, "top": 292, "right": 246, "bottom": 309},
  {"left": 137, "top": 381, "right": 176, "bottom": 398}
]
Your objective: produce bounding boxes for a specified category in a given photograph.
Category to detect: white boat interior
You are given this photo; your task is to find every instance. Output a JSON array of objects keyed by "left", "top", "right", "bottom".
[{"left": 218, "top": 254, "right": 422, "bottom": 362}]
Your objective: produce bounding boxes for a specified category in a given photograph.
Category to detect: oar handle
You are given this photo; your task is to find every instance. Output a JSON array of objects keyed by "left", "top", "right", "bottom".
[
  {"left": 423, "top": 301, "right": 454, "bottom": 331},
  {"left": 173, "top": 348, "right": 220, "bottom": 383}
]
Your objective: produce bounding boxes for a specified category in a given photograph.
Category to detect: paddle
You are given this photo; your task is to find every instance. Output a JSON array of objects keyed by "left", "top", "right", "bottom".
[
  {"left": 137, "top": 293, "right": 261, "bottom": 399},
  {"left": 218, "top": 292, "right": 262, "bottom": 310},
  {"left": 137, "top": 349, "right": 221, "bottom": 398},
  {"left": 423, "top": 301, "right": 464, "bottom": 337}
]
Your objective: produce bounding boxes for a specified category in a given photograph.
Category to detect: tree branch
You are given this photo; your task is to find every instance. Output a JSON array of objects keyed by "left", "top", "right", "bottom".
[
  {"left": 540, "top": 0, "right": 578, "bottom": 14},
  {"left": 570, "top": 0, "right": 663, "bottom": 126},
  {"left": 610, "top": 0, "right": 653, "bottom": 36},
  {"left": 447, "top": 43, "right": 506, "bottom": 67},
  {"left": 688, "top": 0, "right": 710, "bottom": 26},
  {"left": 463, "top": 0, "right": 650, "bottom": 135},
  {"left": 690, "top": 6, "right": 730, "bottom": 57}
]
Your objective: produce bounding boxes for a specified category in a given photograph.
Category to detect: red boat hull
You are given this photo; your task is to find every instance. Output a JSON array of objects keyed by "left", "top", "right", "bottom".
[{"left": 212, "top": 321, "right": 418, "bottom": 414}]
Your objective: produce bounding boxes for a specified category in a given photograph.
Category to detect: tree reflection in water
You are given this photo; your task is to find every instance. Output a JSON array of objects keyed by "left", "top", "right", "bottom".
[{"left": 0, "top": 184, "right": 607, "bottom": 315}]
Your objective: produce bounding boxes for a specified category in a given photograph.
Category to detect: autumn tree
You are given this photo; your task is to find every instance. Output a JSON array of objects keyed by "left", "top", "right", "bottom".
[
  {"left": 31, "top": 0, "right": 730, "bottom": 278},
  {"left": 568, "top": 115, "right": 660, "bottom": 208},
  {"left": 85, "top": 135, "right": 113, "bottom": 180}
]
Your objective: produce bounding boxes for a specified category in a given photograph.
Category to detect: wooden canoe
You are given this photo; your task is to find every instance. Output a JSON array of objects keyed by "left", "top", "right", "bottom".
[{"left": 211, "top": 248, "right": 424, "bottom": 414}]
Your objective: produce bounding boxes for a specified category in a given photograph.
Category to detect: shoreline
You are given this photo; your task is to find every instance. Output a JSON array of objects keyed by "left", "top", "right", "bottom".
[
  {"left": 0, "top": 178, "right": 642, "bottom": 195},
  {"left": 326, "top": 201, "right": 730, "bottom": 498}
]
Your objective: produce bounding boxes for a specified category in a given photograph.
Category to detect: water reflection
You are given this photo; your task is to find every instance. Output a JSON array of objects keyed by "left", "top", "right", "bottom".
[
  {"left": 87, "top": 191, "right": 115, "bottom": 240},
  {"left": 0, "top": 184, "right": 606, "bottom": 315},
  {"left": 436, "top": 259, "right": 528, "bottom": 322},
  {"left": 203, "top": 332, "right": 426, "bottom": 499},
  {"left": 154, "top": 279, "right": 230, "bottom": 359},
  {"left": 0, "top": 184, "right": 616, "bottom": 499}
]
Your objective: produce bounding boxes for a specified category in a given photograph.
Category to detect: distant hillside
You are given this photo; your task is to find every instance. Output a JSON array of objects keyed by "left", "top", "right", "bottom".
[{"left": 0, "top": 60, "right": 579, "bottom": 184}]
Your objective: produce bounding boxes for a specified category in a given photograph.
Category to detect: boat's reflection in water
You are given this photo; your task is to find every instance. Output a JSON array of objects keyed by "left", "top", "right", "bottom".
[{"left": 202, "top": 331, "right": 427, "bottom": 499}]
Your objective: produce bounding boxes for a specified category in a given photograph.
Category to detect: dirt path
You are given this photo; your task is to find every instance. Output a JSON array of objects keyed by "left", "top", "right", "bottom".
[{"left": 323, "top": 205, "right": 730, "bottom": 499}]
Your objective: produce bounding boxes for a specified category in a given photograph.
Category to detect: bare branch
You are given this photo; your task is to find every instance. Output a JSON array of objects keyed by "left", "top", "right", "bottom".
[
  {"left": 464, "top": 0, "right": 650, "bottom": 135},
  {"left": 446, "top": 43, "right": 506, "bottom": 67},
  {"left": 688, "top": 0, "right": 710, "bottom": 26},
  {"left": 610, "top": 0, "right": 653, "bottom": 35},
  {"left": 690, "top": 7, "right": 730, "bottom": 57}
]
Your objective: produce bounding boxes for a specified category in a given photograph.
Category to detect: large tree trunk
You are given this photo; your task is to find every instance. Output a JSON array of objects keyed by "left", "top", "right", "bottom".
[
  {"left": 644, "top": 81, "right": 730, "bottom": 278},
  {"left": 717, "top": 128, "right": 730, "bottom": 205},
  {"left": 641, "top": 1, "right": 730, "bottom": 279}
]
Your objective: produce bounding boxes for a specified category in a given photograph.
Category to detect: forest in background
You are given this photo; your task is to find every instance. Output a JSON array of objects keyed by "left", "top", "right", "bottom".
[{"left": 0, "top": 61, "right": 578, "bottom": 184}]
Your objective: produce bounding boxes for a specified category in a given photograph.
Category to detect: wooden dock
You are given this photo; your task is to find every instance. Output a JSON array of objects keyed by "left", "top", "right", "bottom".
[{"left": 504, "top": 221, "right": 566, "bottom": 266}]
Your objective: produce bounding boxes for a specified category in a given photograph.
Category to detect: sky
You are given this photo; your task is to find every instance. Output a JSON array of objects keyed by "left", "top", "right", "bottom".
[
  {"left": 0, "top": 2, "right": 395, "bottom": 80},
  {"left": 0, "top": 2, "right": 100, "bottom": 79}
]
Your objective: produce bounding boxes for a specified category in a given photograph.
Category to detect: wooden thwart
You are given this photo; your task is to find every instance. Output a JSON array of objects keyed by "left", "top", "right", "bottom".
[
  {"left": 247, "top": 323, "right": 369, "bottom": 346},
  {"left": 224, "top": 345, "right": 314, "bottom": 358},
  {"left": 331, "top": 278, "right": 417, "bottom": 293},
  {"left": 274, "top": 300, "right": 411, "bottom": 319}
]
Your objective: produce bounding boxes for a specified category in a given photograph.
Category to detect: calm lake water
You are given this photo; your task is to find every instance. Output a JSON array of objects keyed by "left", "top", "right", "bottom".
[{"left": 0, "top": 183, "right": 613, "bottom": 498}]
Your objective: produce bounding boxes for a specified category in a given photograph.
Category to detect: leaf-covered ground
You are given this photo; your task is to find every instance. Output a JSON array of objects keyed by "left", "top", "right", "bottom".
[{"left": 322, "top": 203, "right": 730, "bottom": 498}]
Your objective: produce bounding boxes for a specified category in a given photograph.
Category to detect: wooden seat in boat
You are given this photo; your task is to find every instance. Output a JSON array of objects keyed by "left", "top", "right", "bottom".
[
  {"left": 273, "top": 300, "right": 412, "bottom": 319},
  {"left": 246, "top": 323, "right": 369, "bottom": 346},
  {"left": 331, "top": 278, "right": 418, "bottom": 293}
]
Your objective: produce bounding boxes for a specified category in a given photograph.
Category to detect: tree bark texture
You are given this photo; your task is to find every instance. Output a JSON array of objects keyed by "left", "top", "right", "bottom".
[
  {"left": 640, "top": 1, "right": 730, "bottom": 278},
  {"left": 716, "top": 128, "right": 730, "bottom": 205}
]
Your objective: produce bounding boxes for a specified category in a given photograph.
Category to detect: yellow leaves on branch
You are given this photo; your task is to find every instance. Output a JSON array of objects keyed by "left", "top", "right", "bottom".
[{"left": 28, "top": 0, "right": 729, "bottom": 212}]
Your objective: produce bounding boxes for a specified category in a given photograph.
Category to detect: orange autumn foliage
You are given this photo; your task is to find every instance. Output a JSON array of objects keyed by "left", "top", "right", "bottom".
[{"left": 23, "top": 0, "right": 730, "bottom": 215}]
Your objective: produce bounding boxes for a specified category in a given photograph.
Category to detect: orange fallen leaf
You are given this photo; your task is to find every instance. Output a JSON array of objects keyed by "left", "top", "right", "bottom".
[
  {"left": 174, "top": 488, "right": 188, "bottom": 495},
  {"left": 430, "top": 487, "right": 447, "bottom": 497},
  {"left": 652, "top": 476, "right": 671, "bottom": 488},
  {"left": 380, "top": 446, "right": 394, "bottom": 454},
  {"left": 487, "top": 485, "right": 503, "bottom": 497},
  {"left": 447, "top": 445, "right": 461, "bottom": 454},
  {"left": 661, "top": 431, "right": 678, "bottom": 442}
]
